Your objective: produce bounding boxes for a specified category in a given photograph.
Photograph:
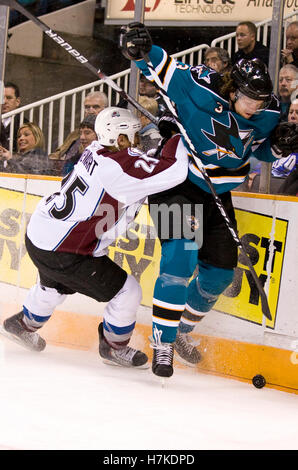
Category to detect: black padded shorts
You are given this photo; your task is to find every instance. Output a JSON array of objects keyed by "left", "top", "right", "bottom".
[
  {"left": 148, "top": 179, "right": 238, "bottom": 270},
  {"left": 25, "top": 234, "right": 127, "bottom": 302}
]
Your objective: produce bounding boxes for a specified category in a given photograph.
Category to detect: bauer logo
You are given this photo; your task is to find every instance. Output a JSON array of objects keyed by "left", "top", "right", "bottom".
[
  {"left": 215, "top": 208, "right": 288, "bottom": 327},
  {"left": 45, "top": 30, "right": 88, "bottom": 64}
]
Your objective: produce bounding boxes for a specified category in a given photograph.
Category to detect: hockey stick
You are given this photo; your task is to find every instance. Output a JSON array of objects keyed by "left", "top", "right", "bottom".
[
  {"left": 0, "top": 0, "right": 158, "bottom": 124},
  {"left": 141, "top": 52, "right": 272, "bottom": 321}
]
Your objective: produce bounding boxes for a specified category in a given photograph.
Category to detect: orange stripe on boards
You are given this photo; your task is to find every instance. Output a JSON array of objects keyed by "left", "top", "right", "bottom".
[
  {"left": 196, "top": 335, "right": 298, "bottom": 394},
  {"left": 1, "top": 307, "right": 297, "bottom": 394},
  {"left": 0, "top": 172, "right": 62, "bottom": 182},
  {"left": 232, "top": 190, "right": 298, "bottom": 202},
  {"left": 36, "top": 312, "right": 298, "bottom": 393},
  {"left": 0, "top": 305, "right": 100, "bottom": 351}
]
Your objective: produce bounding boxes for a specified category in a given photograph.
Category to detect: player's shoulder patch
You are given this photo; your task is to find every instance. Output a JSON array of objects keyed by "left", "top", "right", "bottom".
[
  {"left": 127, "top": 147, "right": 144, "bottom": 157},
  {"left": 190, "top": 65, "right": 219, "bottom": 86},
  {"left": 190, "top": 65, "right": 224, "bottom": 97}
]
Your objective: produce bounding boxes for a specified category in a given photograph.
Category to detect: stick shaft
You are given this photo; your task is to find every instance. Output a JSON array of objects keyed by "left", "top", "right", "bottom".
[{"left": 1, "top": 0, "right": 158, "bottom": 124}]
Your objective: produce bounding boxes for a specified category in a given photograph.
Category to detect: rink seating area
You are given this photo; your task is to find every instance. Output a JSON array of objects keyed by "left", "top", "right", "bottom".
[{"left": 0, "top": 173, "right": 298, "bottom": 394}]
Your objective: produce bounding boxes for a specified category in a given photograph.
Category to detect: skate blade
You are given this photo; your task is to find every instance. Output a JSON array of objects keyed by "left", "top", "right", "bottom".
[
  {"left": 101, "top": 358, "right": 150, "bottom": 369},
  {"left": 174, "top": 352, "right": 200, "bottom": 368},
  {"left": 0, "top": 324, "right": 37, "bottom": 352},
  {"left": 160, "top": 377, "right": 170, "bottom": 388},
  {"left": 152, "top": 374, "right": 172, "bottom": 388}
]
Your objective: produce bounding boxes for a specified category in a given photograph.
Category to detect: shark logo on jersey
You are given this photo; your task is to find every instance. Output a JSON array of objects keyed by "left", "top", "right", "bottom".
[
  {"left": 190, "top": 65, "right": 217, "bottom": 85},
  {"left": 202, "top": 112, "right": 254, "bottom": 160}
]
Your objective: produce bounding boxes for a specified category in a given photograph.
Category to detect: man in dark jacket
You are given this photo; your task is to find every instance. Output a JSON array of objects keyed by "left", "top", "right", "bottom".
[
  {"left": 232, "top": 21, "right": 269, "bottom": 66},
  {"left": 2, "top": 82, "right": 28, "bottom": 152}
]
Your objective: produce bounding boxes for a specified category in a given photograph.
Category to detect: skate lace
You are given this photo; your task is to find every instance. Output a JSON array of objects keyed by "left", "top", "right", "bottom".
[
  {"left": 150, "top": 327, "right": 173, "bottom": 365},
  {"left": 115, "top": 346, "right": 137, "bottom": 362},
  {"left": 23, "top": 331, "right": 41, "bottom": 347},
  {"left": 154, "top": 345, "right": 174, "bottom": 366}
]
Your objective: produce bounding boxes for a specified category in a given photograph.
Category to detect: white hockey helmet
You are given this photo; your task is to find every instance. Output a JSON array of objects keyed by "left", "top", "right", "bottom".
[{"left": 95, "top": 106, "right": 141, "bottom": 147}]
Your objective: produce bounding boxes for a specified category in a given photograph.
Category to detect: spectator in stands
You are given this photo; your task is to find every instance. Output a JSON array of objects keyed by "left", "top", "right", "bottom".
[
  {"left": 288, "top": 97, "right": 298, "bottom": 123},
  {"left": 278, "top": 161, "right": 298, "bottom": 196},
  {"left": 117, "top": 75, "right": 167, "bottom": 118},
  {"left": 278, "top": 64, "right": 298, "bottom": 121},
  {"left": 204, "top": 47, "right": 232, "bottom": 74},
  {"left": 232, "top": 21, "right": 269, "bottom": 66},
  {"left": 276, "top": 99, "right": 298, "bottom": 196},
  {"left": 49, "top": 90, "right": 108, "bottom": 170},
  {"left": 137, "top": 96, "right": 161, "bottom": 153},
  {"left": 2, "top": 82, "right": 28, "bottom": 152},
  {"left": 0, "top": 122, "right": 54, "bottom": 175},
  {"left": 138, "top": 75, "right": 167, "bottom": 117},
  {"left": 238, "top": 100, "right": 298, "bottom": 194},
  {"left": 61, "top": 114, "right": 97, "bottom": 176},
  {"left": 281, "top": 21, "right": 298, "bottom": 67},
  {"left": 0, "top": 123, "right": 9, "bottom": 151}
]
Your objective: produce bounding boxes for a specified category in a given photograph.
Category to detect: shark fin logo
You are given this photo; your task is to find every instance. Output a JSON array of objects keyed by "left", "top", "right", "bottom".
[
  {"left": 191, "top": 65, "right": 217, "bottom": 85},
  {"left": 202, "top": 113, "right": 254, "bottom": 160}
]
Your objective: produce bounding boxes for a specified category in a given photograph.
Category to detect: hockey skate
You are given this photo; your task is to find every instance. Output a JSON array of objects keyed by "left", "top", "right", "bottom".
[
  {"left": 174, "top": 331, "right": 201, "bottom": 367},
  {"left": 98, "top": 322, "right": 149, "bottom": 368},
  {"left": 0, "top": 312, "right": 46, "bottom": 352},
  {"left": 150, "top": 327, "right": 174, "bottom": 378}
]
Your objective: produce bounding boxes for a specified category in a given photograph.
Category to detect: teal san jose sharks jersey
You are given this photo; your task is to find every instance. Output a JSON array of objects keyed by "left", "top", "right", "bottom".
[{"left": 136, "top": 46, "right": 281, "bottom": 194}]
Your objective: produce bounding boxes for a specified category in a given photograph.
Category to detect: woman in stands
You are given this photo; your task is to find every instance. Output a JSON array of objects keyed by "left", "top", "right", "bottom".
[{"left": 0, "top": 122, "right": 54, "bottom": 175}]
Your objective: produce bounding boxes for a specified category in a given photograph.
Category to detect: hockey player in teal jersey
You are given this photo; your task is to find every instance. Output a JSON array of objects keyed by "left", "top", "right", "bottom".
[{"left": 119, "top": 23, "right": 298, "bottom": 378}]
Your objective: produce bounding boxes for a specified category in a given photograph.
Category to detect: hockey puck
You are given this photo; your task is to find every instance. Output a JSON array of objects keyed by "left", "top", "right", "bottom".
[{"left": 252, "top": 374, "right": 266, "bottom": 389}]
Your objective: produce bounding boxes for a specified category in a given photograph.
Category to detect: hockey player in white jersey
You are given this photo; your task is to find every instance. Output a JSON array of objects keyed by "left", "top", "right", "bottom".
[{"left": 2, "top": 107, "right": 189, "bottom": 368}]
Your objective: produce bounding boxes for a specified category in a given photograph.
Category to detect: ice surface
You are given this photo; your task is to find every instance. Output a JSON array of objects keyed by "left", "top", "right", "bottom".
[{"left": 0, "top": 337, "right": 297, "bottom": 451}]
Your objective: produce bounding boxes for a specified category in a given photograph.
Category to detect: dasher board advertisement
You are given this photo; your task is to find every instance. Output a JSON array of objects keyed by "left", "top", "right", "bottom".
[{"left": 105, "top": 0, "right": 298, "bottom": 25}]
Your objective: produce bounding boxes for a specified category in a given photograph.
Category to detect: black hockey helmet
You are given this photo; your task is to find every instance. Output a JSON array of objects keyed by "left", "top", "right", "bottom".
[{"left": 231, "top": 58, "right": 273, "bottom": 105}]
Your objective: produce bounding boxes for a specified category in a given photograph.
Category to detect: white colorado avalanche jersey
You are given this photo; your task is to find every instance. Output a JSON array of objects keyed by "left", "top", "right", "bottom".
[{"left": 27, "top": 136, "right": 188, "bottom": 256}]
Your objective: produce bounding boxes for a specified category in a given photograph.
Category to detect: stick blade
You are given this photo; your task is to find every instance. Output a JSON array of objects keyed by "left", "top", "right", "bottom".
[{"left": 260, "top": 291, "right": 272, "bottom": 321}]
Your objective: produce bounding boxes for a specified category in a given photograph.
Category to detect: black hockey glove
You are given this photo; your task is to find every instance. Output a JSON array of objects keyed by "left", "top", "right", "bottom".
[
  {"left": 158, "top": 112, "right": 180, "bottom": 139},
  {"left": 271, "top": 122, "right": 298, "bottom": 158},
  {"left": 119, "top": 22, "right": 152, "bottom": 61}
]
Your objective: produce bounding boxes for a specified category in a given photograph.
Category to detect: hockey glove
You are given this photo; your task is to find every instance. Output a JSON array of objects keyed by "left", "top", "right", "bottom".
[
  {"left": 271, "top": 122, "right": 298, "bottom": 158},
  {"left": 158, "top": 112, "right": 180, "bottom": 139},
  {"left": 119, "top": 22, "right": 152, "bottom": 61}
]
